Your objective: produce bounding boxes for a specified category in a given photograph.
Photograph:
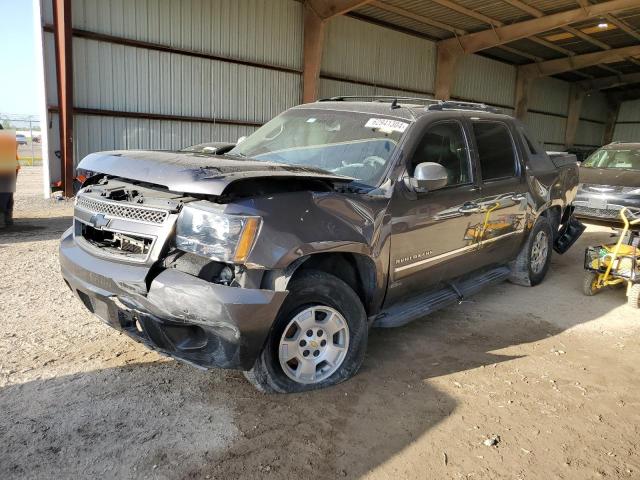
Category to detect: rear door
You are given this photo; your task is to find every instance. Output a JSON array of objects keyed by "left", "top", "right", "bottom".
[{"left": 468, "top": 119, "right": 529, "bottom": 263}]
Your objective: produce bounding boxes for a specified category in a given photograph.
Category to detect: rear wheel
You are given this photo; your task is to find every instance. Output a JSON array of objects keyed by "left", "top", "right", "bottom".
[
  {"left": 628, "top": 283, "right": 640, "bottom": 309},
  {"left": 244, "top": 270, "right": 368, "bottom": 393},
  {"left": 509, "top": 216, "right": 553, "bottom": 287},
  {"left": 582, "top": 272, "right": 601, "bottom": 296}
]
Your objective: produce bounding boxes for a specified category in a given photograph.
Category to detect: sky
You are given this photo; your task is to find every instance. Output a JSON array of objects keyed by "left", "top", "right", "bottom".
[{"left": 0, "top": 0, "right": 40, "bottom": 117}]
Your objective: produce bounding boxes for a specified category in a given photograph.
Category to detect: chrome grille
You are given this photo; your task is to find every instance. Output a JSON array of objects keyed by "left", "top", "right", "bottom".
[
  {"left": 76, "top": 195, "right": 169, "bottom": 224},
  {"left": 574, "top": 206, "right": 621, "bottom": 219}
]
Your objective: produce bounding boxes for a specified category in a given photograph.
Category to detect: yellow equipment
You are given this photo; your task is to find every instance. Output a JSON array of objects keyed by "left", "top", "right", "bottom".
[{"left": 583, "top": 207, "right": 640, "bottom": 308}]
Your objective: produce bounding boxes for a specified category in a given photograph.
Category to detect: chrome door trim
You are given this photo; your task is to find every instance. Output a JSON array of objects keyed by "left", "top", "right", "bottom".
[{"left": 393, "top": 229, "right": 525, "bottom": 273}]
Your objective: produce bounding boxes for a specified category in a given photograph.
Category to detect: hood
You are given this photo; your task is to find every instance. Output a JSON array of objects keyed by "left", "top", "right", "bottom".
[
  {"left": 579, "top": 166, "right": 640, "bottom": 189},
  {"left": 77, "top": 150, "right": 353, "bottom": 196}
]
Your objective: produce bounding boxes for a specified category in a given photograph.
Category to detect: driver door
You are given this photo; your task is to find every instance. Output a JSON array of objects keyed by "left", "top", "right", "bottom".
[{"left": 386, "top": 120, "right": 489, "bottom": 304}]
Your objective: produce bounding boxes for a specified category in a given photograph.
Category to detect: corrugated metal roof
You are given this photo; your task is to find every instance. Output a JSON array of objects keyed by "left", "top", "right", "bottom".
[
  {"left": 350, "top": 6, "right": 450, "bottom": 39},
  {"left": 352, "top": 0, "right": 640, "bottom": 81},
  {"left": 454, "top": 0, "right": 530, "bottom": 24},
  {"left": 371, "top": 0, "right": 487, "bottom": 32}
]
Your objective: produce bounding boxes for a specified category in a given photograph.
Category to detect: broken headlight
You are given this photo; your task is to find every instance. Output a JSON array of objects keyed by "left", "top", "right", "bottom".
[{"left": 176, "top": 201, "right": 261, "bottom": 263}]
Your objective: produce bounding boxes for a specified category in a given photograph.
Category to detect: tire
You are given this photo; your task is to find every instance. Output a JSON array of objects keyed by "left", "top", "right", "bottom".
[
  {"left": 582, "top": 271, "right": 601, "bottom": 296},
  {"left": 628, "top": 283, "right": 640, "bottom": 309},
  {"left": 244, "top": 270, "right": 368, "bottom": 393},
  {"left": 509, "top": 215, "right": 554, "bottom": 287}
]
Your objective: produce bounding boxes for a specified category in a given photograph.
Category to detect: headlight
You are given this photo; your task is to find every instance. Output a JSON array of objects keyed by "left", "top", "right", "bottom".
[{"left": 176, "top": 201, "right": 261, "bottom": 263}]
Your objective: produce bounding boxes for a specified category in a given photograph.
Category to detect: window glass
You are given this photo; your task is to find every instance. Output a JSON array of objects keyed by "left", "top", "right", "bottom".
[
  {"left": 229, "top": 109, "right": 405, "bottom": 187},
  {"left": 473, "top": 122, "right": 517, "bottom": 181},
  {"left": 411, "top": 122, "right": 470, "bottom": 186},
  {"left": 583, "top": 148, "right": 640, "bottom": 171}
]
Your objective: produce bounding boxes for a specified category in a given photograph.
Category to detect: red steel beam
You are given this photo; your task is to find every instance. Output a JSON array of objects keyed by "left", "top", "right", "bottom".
[{"left": 52, "top": 0, "right": 74, "bottom": 198}]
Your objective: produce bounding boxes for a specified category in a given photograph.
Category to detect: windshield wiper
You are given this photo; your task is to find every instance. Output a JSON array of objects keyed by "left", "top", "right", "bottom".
[{"left": 225, "top": 151, "right": 247, "bottom": 158}]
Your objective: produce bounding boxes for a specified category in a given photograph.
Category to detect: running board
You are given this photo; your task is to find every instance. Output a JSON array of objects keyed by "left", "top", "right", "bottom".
[{"left": 373, "top": 266, "right": 510, "bottom": 328}]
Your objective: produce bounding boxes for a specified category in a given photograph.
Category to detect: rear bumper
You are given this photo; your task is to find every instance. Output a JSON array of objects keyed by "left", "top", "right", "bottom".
[{"left": 59, "top": 228, "right": 288, "bottom": 370}]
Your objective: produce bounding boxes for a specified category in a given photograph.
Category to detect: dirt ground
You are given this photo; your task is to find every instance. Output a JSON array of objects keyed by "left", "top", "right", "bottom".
[{"left": 1, "top": 167, "right": 639, "bottom": 480}]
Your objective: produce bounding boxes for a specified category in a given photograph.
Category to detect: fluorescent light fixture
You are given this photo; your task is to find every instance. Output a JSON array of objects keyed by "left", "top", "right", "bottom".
[{"left": 598, "top": 22, "right": 609, "bottom": 29}]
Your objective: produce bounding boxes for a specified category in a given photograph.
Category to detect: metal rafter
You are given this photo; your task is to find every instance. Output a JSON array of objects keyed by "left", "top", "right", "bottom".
[
  {"left": 439, "top": 0, "right": 638, "bottom": 55},
  {"left": 369, "top": 1, "right": 465, "bottom": 35},
  {"left": 520, "top": 44, "right": 640, "bottom": 77},
  {"left": 604, "top": 14, "right": 640, "bottom": 42},
  {"left": 368, "top": 1, "right": 540, "bottom": 62},
  {"left": 579, "top": 71, "right": 640, "bottom": 91},
  {"left": 307, "top": 0, "right": 372, "bottom": 19},
  {"left": 502, "top": 0, "right": 628, "bottom": 77}
]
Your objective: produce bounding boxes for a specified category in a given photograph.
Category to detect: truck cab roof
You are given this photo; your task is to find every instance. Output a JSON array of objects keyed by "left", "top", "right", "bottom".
[{"left": 293, "top": 98, "right": 513, "bottom": 124}]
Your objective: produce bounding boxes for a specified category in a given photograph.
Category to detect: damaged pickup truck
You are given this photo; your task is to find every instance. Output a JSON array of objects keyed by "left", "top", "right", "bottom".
[{"left": 60, "top": 98, "right": 584, "bottom": 393}]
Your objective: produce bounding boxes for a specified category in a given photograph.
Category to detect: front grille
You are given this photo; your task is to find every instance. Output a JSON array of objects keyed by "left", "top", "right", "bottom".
[
  {"left": 76, "top": 195, "right": 169, "bottom": 224},
  {"left": 574, "top": 206, "right": 621, "bottom": 219}
]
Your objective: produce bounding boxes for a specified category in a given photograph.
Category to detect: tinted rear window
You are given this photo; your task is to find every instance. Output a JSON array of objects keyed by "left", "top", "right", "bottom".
[{"left": 473, "top": 122, "right": 517, "bottom": 181}]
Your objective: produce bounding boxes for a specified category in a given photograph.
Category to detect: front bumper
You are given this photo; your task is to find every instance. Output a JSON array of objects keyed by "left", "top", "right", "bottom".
[
  {"left": 573, "top": 192, "right": 640, "bottom": 228},
  {"left": 59, "top": 228, "right": 288, "bottom": 370}
]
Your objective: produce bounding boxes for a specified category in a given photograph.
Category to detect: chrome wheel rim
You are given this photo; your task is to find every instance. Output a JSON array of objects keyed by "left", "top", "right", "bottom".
[
  {"left": 278, "top": 306, "right": 349, "bottom": 384},
  {"left": 530, "top": 230, "right": 549, "bottom": 274}
]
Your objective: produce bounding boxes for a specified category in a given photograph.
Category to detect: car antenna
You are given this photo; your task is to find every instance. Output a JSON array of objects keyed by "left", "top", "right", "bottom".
[{"left": 390, "top": 98, "right": 400, "bottom": 110}]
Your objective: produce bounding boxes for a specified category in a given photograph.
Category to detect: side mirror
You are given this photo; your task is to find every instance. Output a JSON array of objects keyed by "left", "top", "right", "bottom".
[{"left": 407, "top": 162, "right": 449, "bottom": 193}]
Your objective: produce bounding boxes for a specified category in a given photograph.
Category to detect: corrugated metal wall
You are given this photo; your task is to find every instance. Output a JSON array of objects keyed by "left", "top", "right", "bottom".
[
  {"left": 40, "top": 0, "right": 614, "bottom": 187},
  {"left": 613, "top": 99, "right": 640, "bottom": 142},
  {"left": 576, "top": 92, "right": 608, "bottom": 147},
  {"left": 320, "top": 15, "right": 436, "bottom": 97},
  {"left": 525, "top": 77, "right": 568, "bottom": 149},
  {"left": 529, "top": 77, "right": 569, "bottom": 116},
  {"left": 40, "top": 0, "right": 61, "bottom": 183},
  {"left": 42, "top": 0, "right": 303, "bottom": 170},
  {"left": 617, "top": 99, "right": 640, "bottom": 122},
  {"left": 524, "top": 112, "right": 566, "bottom": 149},
  {"left": 452, "top": 54, "right": 516, "bottom": 109},
  {"left": 72, "top": 0, "right": 302, "bottom": 69}
]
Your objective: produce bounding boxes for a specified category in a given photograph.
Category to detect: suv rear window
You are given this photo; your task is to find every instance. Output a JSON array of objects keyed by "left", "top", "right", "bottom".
[{"left": 473, "top": 122, "right": 517, "bottom": 181}]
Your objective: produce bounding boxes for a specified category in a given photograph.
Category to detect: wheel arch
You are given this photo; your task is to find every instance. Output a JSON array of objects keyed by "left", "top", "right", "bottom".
[{"left": 262, "top": 252, "right": 381, "bottom": 317}]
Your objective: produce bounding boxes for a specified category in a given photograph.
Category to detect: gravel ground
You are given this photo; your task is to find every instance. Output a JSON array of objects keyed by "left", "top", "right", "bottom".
[{"left": 1, "top": 167, "right": 639, "bottom": 479}]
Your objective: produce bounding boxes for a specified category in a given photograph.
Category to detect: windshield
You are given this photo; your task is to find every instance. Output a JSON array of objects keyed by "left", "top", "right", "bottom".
[
  {"left": 583, "top": 148, "right": 640, "bottom": 170},
  {"left": 228, "top": 108, "right": 408, "bottom": 186}
]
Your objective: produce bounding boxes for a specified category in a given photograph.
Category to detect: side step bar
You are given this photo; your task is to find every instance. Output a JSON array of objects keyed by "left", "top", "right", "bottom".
[{"left": 373, "top": 266, "right": 510, "bottom": 328}]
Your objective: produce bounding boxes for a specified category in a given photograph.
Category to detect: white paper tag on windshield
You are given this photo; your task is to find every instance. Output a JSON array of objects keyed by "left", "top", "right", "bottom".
[{"left": 365, "top": 118, "right": 409, "bottom": 133}]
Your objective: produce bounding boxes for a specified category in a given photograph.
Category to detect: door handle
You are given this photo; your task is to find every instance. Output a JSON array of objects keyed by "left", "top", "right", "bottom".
[{"left": 458, "top": 202, "right": 483, "bottom": 214}]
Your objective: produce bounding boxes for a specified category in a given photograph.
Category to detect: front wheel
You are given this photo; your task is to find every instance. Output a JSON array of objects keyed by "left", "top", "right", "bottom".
[
  {"left": 244, "top": 270, "right": 368, "bottom": 393},
  {"left": 509, "top": 216, "right": 554, "bottom": 287}
]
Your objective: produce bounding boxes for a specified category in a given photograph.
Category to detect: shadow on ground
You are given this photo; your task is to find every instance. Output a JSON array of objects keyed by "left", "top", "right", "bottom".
[
  {"left": 0, "top": 216, "right": 72, "bottom": 244},
  {"left": 0, "top": 304, "right": 595, "bottom": 479},
  {"left": 0, "top": 222, "right": 629, "bottom": 479}
]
